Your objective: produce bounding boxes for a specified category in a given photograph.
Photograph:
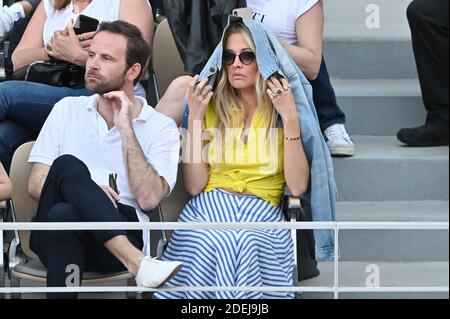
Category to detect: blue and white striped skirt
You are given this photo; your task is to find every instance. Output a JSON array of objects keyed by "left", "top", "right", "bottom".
[{"left": 154, "top": 189, "right": 295, "bottom": 299}]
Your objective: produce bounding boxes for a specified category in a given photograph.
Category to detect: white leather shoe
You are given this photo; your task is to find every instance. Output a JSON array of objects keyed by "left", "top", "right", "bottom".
[{"left": 135, "top": 257, "right": 182, "bottom": 288}]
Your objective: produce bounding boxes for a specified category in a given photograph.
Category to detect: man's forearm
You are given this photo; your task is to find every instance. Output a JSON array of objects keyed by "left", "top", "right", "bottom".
[
  {"left": 28, "top": 172, "right": 46, "bottom": 200},
  {"left": 120, "top": 128, "right": 167, "bottom": 211}
]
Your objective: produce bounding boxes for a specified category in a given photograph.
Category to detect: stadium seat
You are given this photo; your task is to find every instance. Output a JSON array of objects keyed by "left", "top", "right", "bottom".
[{"left": 7, "top": 142, "right": 136, "bottom": 298}]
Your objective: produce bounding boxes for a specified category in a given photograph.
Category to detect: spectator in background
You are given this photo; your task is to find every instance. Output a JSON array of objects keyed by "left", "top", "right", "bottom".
[
  {"left": 0, "top": 0, "right": 154, "bottom": 172},
  {"left": 397, "top": 0, "right": 449, "bottom": 147},
  {"left": 0, "top": 0, "right": 39, "bottom": 38},
  {"left": 0, "top": 162, "right": 11, "bottom": 200},
  {"left": 247, "top": 0, "right": 355, "bottom": 157}
]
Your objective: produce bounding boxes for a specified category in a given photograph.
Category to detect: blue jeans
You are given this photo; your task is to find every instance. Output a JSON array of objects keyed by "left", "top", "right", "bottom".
[
  {"left": 0, "top": 81, "right": 92, "bottom": 171},
  {"left": 310, "top": 57, "right": 346, "bottom": 132}
]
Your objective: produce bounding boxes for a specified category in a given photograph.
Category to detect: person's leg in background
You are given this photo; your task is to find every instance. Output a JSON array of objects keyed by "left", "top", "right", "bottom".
[
  {"left": 311, "top": 57, "right": 356, "bottom": 157},
  {"left": 0, "top": 121, "right": 33, "bottom": 172},
  {"left": 0, "top": 81, "right": 91, "bottom": 170},
  {"left": 155, "top": 75, "right": 192, "bottom": 126},
  {"left": 397, "top": 0, "right": 449, "bottom": 147}
]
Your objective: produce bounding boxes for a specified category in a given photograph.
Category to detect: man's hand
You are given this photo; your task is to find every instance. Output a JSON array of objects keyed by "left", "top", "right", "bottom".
[
  {"left": 101, "top": 186, "right": 120, "bottom": 208},
  {"left": 103, "top": 91, "right": 137, "bottom": 132}
]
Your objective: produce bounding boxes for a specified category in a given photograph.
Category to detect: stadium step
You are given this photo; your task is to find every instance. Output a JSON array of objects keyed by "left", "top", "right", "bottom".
[
  {"left": 336, "top": 201, "right": 449, "bottom": 261},
  {"left": 333, "top": 136, "right": 449, "bottom": 202},
  {"left": 332, "top": 79, "right": 424, "bottom": 136},
  {"left": 323, "top": 0, "right": 417, "bottom": 79},
  {"left": 299, "top": 261, "right": 449, "bottom": 299}
]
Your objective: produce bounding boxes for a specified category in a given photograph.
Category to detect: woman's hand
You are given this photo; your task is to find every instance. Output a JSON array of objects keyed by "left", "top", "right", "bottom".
[
  {"left": 266, "top": 76, "right": 298, "bottom": 123},
  {"left": 77, "top": 31, "right": 96, "bottom": 50},
  {"left": 187, "top": 75, "right": 214, "bottom": 120},
  {"left": 46, "top": 20, "right": 87, "bottom": 65}
]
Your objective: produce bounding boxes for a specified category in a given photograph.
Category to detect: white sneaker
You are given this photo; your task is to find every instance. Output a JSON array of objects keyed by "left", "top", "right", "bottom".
[
  {"left": 324, "top": 124, "right": 355, "bottom": 157},
  {"left": 135, "top": 257, "right": 182, "bottom": 288}
]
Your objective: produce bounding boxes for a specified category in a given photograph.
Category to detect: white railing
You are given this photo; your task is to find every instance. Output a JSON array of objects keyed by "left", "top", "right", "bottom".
[{"left": 1, "top": 221, "right": 449, "bottom": 299}]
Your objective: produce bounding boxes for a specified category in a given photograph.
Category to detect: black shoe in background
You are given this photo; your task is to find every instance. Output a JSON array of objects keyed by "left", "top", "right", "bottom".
[{"left": 397, "top": 124, "right": 449, "bottom": 147}]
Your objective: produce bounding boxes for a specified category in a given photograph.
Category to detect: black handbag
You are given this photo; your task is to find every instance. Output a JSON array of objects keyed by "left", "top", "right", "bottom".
[
  {"left": 11, "top": 60, "right": 84, "bottom": 88},
  {"left": 295, "top": 206, "right": 321, "bottom": 281},
  {"left": 283, "top": 198, "right": 320, "bottom": 282}
]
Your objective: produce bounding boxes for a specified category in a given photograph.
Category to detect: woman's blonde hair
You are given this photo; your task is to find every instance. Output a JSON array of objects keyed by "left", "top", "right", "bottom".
[
  {"left": 52, "top": 0, "right": 72, "bottom": 10},
  {"left": 213, "top": 22, "right": 278, "bottom": 139}
]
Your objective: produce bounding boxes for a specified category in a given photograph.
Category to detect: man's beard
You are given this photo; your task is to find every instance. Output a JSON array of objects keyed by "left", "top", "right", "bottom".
[{"left": 85, "top": 71, "right": 127, "bottom": 94}]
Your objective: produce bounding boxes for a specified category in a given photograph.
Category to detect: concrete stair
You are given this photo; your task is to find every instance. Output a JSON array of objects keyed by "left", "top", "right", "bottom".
[
  {"left": 316, "top": 0, "right": 449, "bottom": 299},
  {"left": 323, "top": 0, "right": 417, "bottom": 79},
  {"left": 299, "top": 262, "right": 449, "bottom": 299},
  {"left": 336, "top": 201, "right": 449, "bottom": 262},
  {"left": 333, "top": 136, "right": 449, "bottom": 202},
  {"left": 324, "top": 41, "right": 417, "bottom": 80},
  {"left": 332, "top": 79, "right": 425, "bottom": 136}
]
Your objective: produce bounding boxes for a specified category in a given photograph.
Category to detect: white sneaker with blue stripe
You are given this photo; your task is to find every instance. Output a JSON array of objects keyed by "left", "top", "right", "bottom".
[{"left": 324, "top": 124, "right": 355, "bottom": 157}]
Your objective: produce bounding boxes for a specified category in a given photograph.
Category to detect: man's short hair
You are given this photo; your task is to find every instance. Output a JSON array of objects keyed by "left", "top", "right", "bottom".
[{"left": 97, "top": 21, "right": 150, "bottom": 85}]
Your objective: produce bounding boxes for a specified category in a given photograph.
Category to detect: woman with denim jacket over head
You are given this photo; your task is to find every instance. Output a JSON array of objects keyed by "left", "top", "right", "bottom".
[
  {"left": 0, "top": 162, "right": 11, "bottom": 201},
  {"left": 247, "top": 0, "right": 355, "bottom": 157},
  {"left": 0, "top": 0, "right": 154, "bottom": 172},
  {"left": 154, "top": 21, "right": 310, "bottom": 300}
]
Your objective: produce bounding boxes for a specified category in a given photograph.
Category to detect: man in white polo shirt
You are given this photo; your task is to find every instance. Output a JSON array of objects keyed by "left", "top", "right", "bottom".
[{"left": 27, "top": 20, "right": 182, "bottom": 299}]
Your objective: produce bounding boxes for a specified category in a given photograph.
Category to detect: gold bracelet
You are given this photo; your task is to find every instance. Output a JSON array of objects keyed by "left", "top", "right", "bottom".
[{"left": 284, "top": 135, "right": 301, "bottom": 141}]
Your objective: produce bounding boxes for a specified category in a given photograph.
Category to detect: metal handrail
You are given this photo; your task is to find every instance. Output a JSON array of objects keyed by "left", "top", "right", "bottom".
[
  {"left": 1, "top": 221, "right": 447, "bottom": 231},
  {"left": 1, "top": 221, "right": 449, "bottom": 298}
]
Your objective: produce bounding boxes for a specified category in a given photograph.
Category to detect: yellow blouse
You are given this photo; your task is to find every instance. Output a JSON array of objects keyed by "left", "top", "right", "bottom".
[{"left": 203, "top": 103, "right": 286, "bottom": 206}]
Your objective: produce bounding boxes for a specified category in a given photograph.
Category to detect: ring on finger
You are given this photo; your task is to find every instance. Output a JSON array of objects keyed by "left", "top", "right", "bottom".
[
  {"left": 46, "top": 43, "right": 52, "bottom": 52},
  {"left": 271, "top": 92, "right": 278, "bottom": 100},
  {"left": 203, "top": 87, "right": 212, "bottom": 97}
]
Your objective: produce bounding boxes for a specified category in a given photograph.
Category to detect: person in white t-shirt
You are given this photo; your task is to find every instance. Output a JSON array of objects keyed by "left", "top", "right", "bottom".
[
  {"left": 27, "top": 20, "right": 182, "bottom": 299},
  {"left": 247, "top": 0, "right": 355, "bottom": 156}
]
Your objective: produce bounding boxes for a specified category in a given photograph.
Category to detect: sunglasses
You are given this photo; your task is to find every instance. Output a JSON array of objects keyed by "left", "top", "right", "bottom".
[{"left": 222, "top": 51, "right": 256, "bottom": 66}]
